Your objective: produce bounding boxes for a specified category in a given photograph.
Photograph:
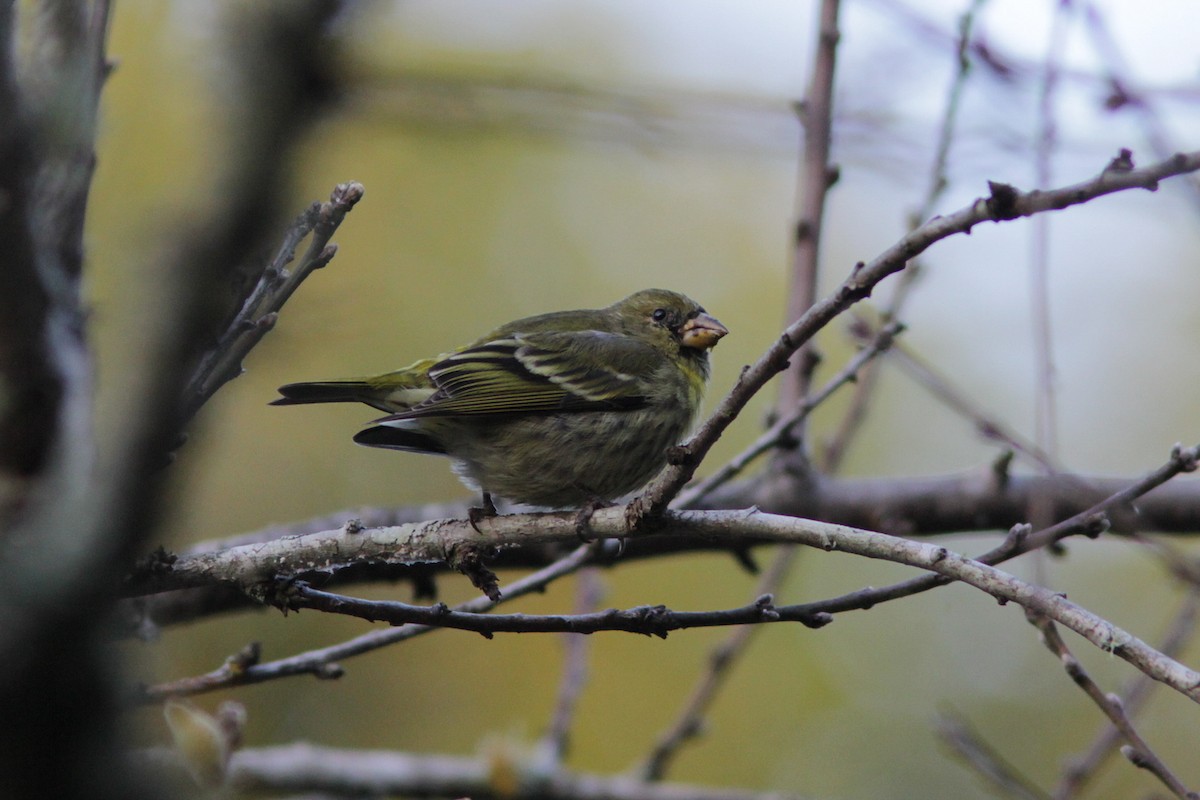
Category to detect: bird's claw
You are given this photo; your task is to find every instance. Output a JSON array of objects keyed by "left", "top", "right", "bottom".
[
  {"left": 468, "top": 492, "right": 499, "bottom": 533},
  {"left": 574, "top": 498, "right": 612, "bottom": 542}
]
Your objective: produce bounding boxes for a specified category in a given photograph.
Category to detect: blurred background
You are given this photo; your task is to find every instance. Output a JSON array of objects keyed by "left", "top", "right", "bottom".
[{"left": 92, "top": 1, "right": 1200, "bottom": 797}]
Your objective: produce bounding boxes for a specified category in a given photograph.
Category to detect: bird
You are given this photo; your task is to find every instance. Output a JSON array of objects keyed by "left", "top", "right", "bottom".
[{"left": 271, "top": 288, "right": 728, "bottom": 513}]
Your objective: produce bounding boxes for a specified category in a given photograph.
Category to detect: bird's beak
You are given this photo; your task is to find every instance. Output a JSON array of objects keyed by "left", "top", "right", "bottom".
[{"left": 679, "top": 313, "right": 729, "bottom": 350}]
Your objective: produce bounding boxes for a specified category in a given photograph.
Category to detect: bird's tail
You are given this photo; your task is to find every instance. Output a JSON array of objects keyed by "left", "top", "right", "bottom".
[{"left": 271, "top": 381, "right": 378, "bottom": 407}]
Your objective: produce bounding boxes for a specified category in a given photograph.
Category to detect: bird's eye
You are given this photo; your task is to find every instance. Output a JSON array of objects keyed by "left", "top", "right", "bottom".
[{"left": 651, "top": 308, "right": 668, "bottom": 322}]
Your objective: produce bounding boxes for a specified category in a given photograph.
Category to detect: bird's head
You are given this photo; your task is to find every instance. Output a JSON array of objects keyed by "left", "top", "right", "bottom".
[{"left": 610, "top": 289, "right": 728, "bottom": 356}]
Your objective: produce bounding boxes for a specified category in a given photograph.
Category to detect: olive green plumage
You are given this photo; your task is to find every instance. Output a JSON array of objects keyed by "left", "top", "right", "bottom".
[{"left": 272, "top": 289, "right": 727, "bottom": 508}]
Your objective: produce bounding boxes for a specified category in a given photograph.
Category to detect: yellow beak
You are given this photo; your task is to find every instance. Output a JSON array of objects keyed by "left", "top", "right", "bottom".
[{"left": 679, "top": 312, "right": 729, "bottom": 350}]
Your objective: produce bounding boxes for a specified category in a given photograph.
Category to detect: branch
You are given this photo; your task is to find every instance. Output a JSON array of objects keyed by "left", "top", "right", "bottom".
[
  {"left": 138, "top": 543, "right": 601, "bottom": 701},
  {"left": 228, "top": 742, "right": 808, "bottom": 800},
  {"left": 182, "top": 181, "right": 364, "bottom": 423},
  {"left": 627, "top": 147, "right": 1200, "bottom": 525},
  {"left": 124, "top": 444, "right": 1200, "bottom": 630},
  {"left": 132, "top": 489, "right": 1200, "bottom": 701},
  {"left": 285, "top": 581, "right": 823, "bottom": 637}
]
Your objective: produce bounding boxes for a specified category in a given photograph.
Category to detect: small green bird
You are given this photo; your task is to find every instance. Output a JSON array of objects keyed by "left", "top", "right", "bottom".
[{"left": 272, "top": 289, "right": 727, "bottom": 511}]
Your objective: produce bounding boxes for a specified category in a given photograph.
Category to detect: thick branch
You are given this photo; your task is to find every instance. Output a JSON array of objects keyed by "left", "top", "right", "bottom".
[
  {"left": 228, "top": 742, "right": 806, "bottom": 800},
  {"left": 123, "top": 465, "right": 1200, "bottom": 630},
  {"left": 128, "top": 504, "right": 1200, "bottom": 702}
]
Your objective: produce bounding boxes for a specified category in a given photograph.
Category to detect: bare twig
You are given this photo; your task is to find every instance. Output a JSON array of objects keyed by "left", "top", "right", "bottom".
[
  {"left": 1029, "top": 612, "right": 1198, "bottom": 799},
  {"left": 283, "top": 581, "right": 823, "bottom": 637},
  {"left": 916, "top": 0, "right": 989, "bottom": 228},
  {"left": 182, "top": 181, "right": 364, "bottom": 422},
  {"left": 1053, "top": 586, "right": 1200, "bottom": 799}
]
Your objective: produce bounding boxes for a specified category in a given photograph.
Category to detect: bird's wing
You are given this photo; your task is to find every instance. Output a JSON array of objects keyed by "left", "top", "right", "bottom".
[{"left": 376, "top": 330, "right": 654, "bottom": 420}]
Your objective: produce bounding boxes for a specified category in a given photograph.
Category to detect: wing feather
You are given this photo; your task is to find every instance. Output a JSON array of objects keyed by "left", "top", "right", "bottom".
[{"left": 373, "top": 330, "right": 653, "bottom": 421}]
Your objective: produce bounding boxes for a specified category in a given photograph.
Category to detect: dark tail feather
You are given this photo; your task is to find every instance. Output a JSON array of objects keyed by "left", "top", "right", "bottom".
[
  {"left": 354, "top": 424, "right": 446, "bottom": 455},
  {"left": 271, "top": 381, "right": 372, "bottom": 406}
]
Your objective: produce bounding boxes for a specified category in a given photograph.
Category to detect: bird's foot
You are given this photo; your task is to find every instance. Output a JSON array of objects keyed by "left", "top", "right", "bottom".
[
  {"left": 575, "top": 497, "right": 620, "bottom": 552},
  {"left": 468, "top": 492, "right": 499, "bottom": 533},
  {"left": 574, "top": 497, "right": 611, "bottom": 541}
]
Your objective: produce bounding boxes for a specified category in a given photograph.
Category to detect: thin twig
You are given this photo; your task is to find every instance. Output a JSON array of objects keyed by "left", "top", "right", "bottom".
[
  {"left": 1029, "top": 612, "right": 1198, "bottom": 799},
  {"left": 182, "top": 181, "right": 364, "bottom": 422},
  {"left": 282, "top": 582, "right": 823, "bottom": 637},
  {"left": 1053, "top": 586, "right": 1200, "bottom": 799},
  {"left": 893, "top": 0, "right": 990, "bottom": 310},
  {"left": 800, "top": 442, "right": 1200, "bottom": 619}
]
